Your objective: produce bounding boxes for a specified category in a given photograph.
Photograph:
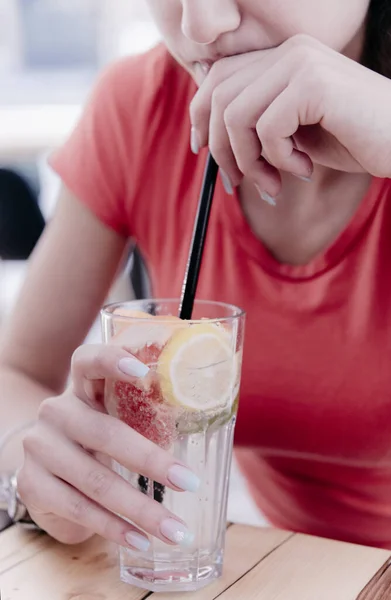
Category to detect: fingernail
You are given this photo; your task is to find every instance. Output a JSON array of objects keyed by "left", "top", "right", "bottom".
[
  {"left": 125, "top": 531, "right": 151, "bottom": 552},
  {"left": 261, "top": 192, "right": 277, "bottom": 206},
  {"left": 194, "top": 62, "right": 208, "bottom": 85},
  {"left": 190, "top": 126, "right": 200, "bottom": 155},
  {"left": 255, "top": 185, "right": 276, "bottom": 206},
  {"left": 167, "top": 465, "right": 201, "bottom": 493},
  {"left": 118, "top": 357, "right": 149, "bottom": 378},
  {"left": 292, "top": 173, "right": 312, "bottom": 183},
  {"left": 220, "top": 170, "right": 234, "bottom": 195},
  {"left": 160, "top": 519, "right": 195, "bottom": 547}
]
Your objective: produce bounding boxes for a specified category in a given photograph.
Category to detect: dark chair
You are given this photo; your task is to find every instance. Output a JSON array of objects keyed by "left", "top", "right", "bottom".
[
  {"left": 129, "top": 245, "right": 151, "bottom": 301},
  {"left": 0, "top": 168, "right": 45, "bottom": 260}
]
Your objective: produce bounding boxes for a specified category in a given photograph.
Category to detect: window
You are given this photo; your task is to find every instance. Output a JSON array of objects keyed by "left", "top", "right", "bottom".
[
  {"left": 18, "top": 0, "right": 100, "bottom": 69},
  {"left": 0, "top": 0, "right": 160, "bottom": 105}
]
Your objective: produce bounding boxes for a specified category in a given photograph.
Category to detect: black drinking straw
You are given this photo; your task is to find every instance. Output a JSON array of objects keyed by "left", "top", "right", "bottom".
[
  {"left": 139, "top": 153, "right": 219, "bottom": 502},
  {"left": 179, "top": 153, "right": 219, "bottom": 320}
]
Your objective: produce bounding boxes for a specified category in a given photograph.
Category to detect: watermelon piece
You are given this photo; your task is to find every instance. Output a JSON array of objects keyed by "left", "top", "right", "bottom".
[
  {"left": 132, "top": 343, "right": 162, "bottom": 366},
  {"left": 114, "top": 380, "right": 176, "bottom": 449}
]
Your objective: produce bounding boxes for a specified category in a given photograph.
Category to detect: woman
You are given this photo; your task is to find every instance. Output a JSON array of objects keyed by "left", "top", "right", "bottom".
[{"left": 1, "top": 0, "right": 391, "bottom": 551}]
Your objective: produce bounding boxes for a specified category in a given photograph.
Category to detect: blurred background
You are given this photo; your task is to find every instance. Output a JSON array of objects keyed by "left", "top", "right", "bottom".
[
  {"left": 0, "top": 0, "right": 264, "bottom": 527},
  {"left": 0, "top": 0, "right": 160, "bottom": 315}
]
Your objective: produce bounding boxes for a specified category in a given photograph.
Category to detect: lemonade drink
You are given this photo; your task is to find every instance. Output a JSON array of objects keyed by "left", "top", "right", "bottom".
[{"left": 101, "top": 300, "right": 245, "bottom": 593}]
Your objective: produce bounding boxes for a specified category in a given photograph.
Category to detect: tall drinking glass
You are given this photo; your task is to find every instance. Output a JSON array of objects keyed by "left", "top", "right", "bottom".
[{"left": 101, "top": 299, "right": 245, "bottom": 593}]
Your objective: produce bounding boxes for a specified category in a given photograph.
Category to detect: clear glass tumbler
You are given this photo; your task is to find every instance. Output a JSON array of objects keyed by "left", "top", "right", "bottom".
[{"left": 101, "top": 299, "right": 245, "bottom": 593}]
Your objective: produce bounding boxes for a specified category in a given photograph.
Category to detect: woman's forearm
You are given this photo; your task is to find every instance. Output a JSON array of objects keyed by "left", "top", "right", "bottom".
[{"left": 0, "top": 366, "right": 56, "bottom": 471}]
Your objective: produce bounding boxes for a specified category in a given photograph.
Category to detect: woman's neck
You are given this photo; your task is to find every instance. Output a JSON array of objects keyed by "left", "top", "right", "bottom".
[{"left": 239, "top": 166, "right": 372, "bottom": 265}]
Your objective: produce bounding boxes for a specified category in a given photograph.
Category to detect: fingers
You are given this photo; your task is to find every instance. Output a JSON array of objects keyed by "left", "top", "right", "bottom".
[
  {"left": 190, "top": 50, "right": 265, "bottom": 146},
  {"left": 39, "top": 394, "right": 199, "bottom": 493},
  {"left": 19, "top": 424, "right": 193, "bottom": 543},
  {"left": 208, "top": 70, "right": 261, "bottom": 187},
  {"left": 255, "top": 86, "right": 314, "bottom": 179},
  {"left": 71, "top": 343, "right": 148, "bottom": 406},
  {"left": 24, "top": 420, "right": 198, "bottom": 545},
  {"left": 17, "top": 460, "right": 151, "bottom": 551},
  {"left": 223, "top": 59, "right": 313, "bottom": 189},
  {"left": 189, "top": 36, "right": 326, "bottom": 191}
]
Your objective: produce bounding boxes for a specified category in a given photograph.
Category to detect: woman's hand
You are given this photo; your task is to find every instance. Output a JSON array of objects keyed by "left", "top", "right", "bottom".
[
  {"left": 190, "top": 34, "right": 391, "bottom": 197},
  {"left": 17, "top": 344, "right": 199, "bottom": 550}
]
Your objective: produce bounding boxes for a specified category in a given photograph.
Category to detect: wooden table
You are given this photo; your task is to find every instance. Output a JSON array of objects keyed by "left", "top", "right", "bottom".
[{"left": 0, "top": 524, "right": 390, "bottom": 599}]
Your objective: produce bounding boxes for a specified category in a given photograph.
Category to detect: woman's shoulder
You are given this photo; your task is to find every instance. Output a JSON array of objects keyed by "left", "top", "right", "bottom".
[{"left": 49, "top": 45, "right": 195, "bottom": 237}]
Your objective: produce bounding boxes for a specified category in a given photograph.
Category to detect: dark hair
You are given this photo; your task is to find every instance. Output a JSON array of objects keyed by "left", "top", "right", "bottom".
[{"left": 362, "top": 0, "right": 391, "bottom": 78}]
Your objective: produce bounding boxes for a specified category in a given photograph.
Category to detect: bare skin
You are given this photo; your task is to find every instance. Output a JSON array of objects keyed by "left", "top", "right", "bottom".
[
  {"left": 147, "top": 0, "right": 380, "bottom": 265},
  {"left": 2, "top": 0, "right": 391, "bottom": 546},
  {"left": 0, "top": 190, "right": 126, "bottom": 469}
]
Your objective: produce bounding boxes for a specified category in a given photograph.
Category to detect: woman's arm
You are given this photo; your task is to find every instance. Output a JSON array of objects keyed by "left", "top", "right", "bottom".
[
  {"left": 0, "top": 186, "right": 127, "bottom": 470},
  {"left": 0, "top": 187, "right": 198, "bottom": 548}
]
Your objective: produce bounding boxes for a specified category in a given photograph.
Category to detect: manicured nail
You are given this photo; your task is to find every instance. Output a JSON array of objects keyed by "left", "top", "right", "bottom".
[
  {"left": 125, "top": 531, "right": 151, "bottom": 552},
  {"left": 261, "top": 192, "right": 277, "bottom": 206},
  {"left": 118, "top": 357, "right": 149, "bottom": 378},
  {"left": 190, "top": 126, "right": 200, "bottom": 154},
  {"left": 255, "top": 186, "right": 276, "bottom": 206},
  {"left": 160, "top": 519, "right": 195, "bottom": 547},
  {"left": 292, "top": 173, "right": 312, "bottom": 183},
  {"left": 194, "top": 62, "right": 208, "bottom": 85},
  {"left": 220, "top": 170, "right": 234, "bottom": 195},
  {"left": 167, "top": 465, "right": 201, "bottom": 493},
  {"left": 198, "top": 61, "right": 211, "bottom": 76}
]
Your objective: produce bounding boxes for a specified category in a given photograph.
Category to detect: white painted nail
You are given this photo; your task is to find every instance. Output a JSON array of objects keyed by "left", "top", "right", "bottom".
[
  {"left": 255, "top": 186, "right": 276, "bottom": 206},
  {"left": 261, "top": 192, "right": 277, "bottom": 206},
  {"left": 220, "top": 170, "right": 234, "bottom": 195},
  {"left": 190, "top": 126, "right": 200, "bottom": 154},
  {"left": 160, "top": 519, "right": 195, "bottom": 547},
  {"left": 125, "top": 531, "right": 151, "bottom": 552},
  {"left": 167, "top": 465, "right": 201, "bottom": 493},
  {"left": 194, "top": 62, "right": 208, "bottom": 85},
  {"left": 198, "top": 61, "right": 212, "bottom": 75},
  {"left": 118, "top": 357, "right": 149, "bottom": 378},
  {"left": 292, "top": 173, "right": 312, "bottom": 183}
]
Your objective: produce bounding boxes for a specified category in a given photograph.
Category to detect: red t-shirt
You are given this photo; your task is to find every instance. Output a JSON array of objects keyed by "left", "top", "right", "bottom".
[{"left": 51, "top": 44, "right": 391, "bottom": 549}]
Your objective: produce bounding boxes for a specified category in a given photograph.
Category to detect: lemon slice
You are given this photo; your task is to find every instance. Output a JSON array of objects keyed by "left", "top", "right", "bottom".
[{"left": 157, "top": 323, "right": 236, "bottom": 412}]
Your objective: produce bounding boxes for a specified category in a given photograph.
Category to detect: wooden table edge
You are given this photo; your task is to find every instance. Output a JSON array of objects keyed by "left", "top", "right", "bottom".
[
  {"left": 2, "top": 524, "right": 391, "bottom": 599},
  {"left": 356, "top": 557, "right": 391, "bottom": 599}
]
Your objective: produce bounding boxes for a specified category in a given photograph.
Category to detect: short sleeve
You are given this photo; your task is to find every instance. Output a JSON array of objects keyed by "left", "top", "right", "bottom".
[{"left": 49, "top": 47, "right": 171, "bottom": 237}]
